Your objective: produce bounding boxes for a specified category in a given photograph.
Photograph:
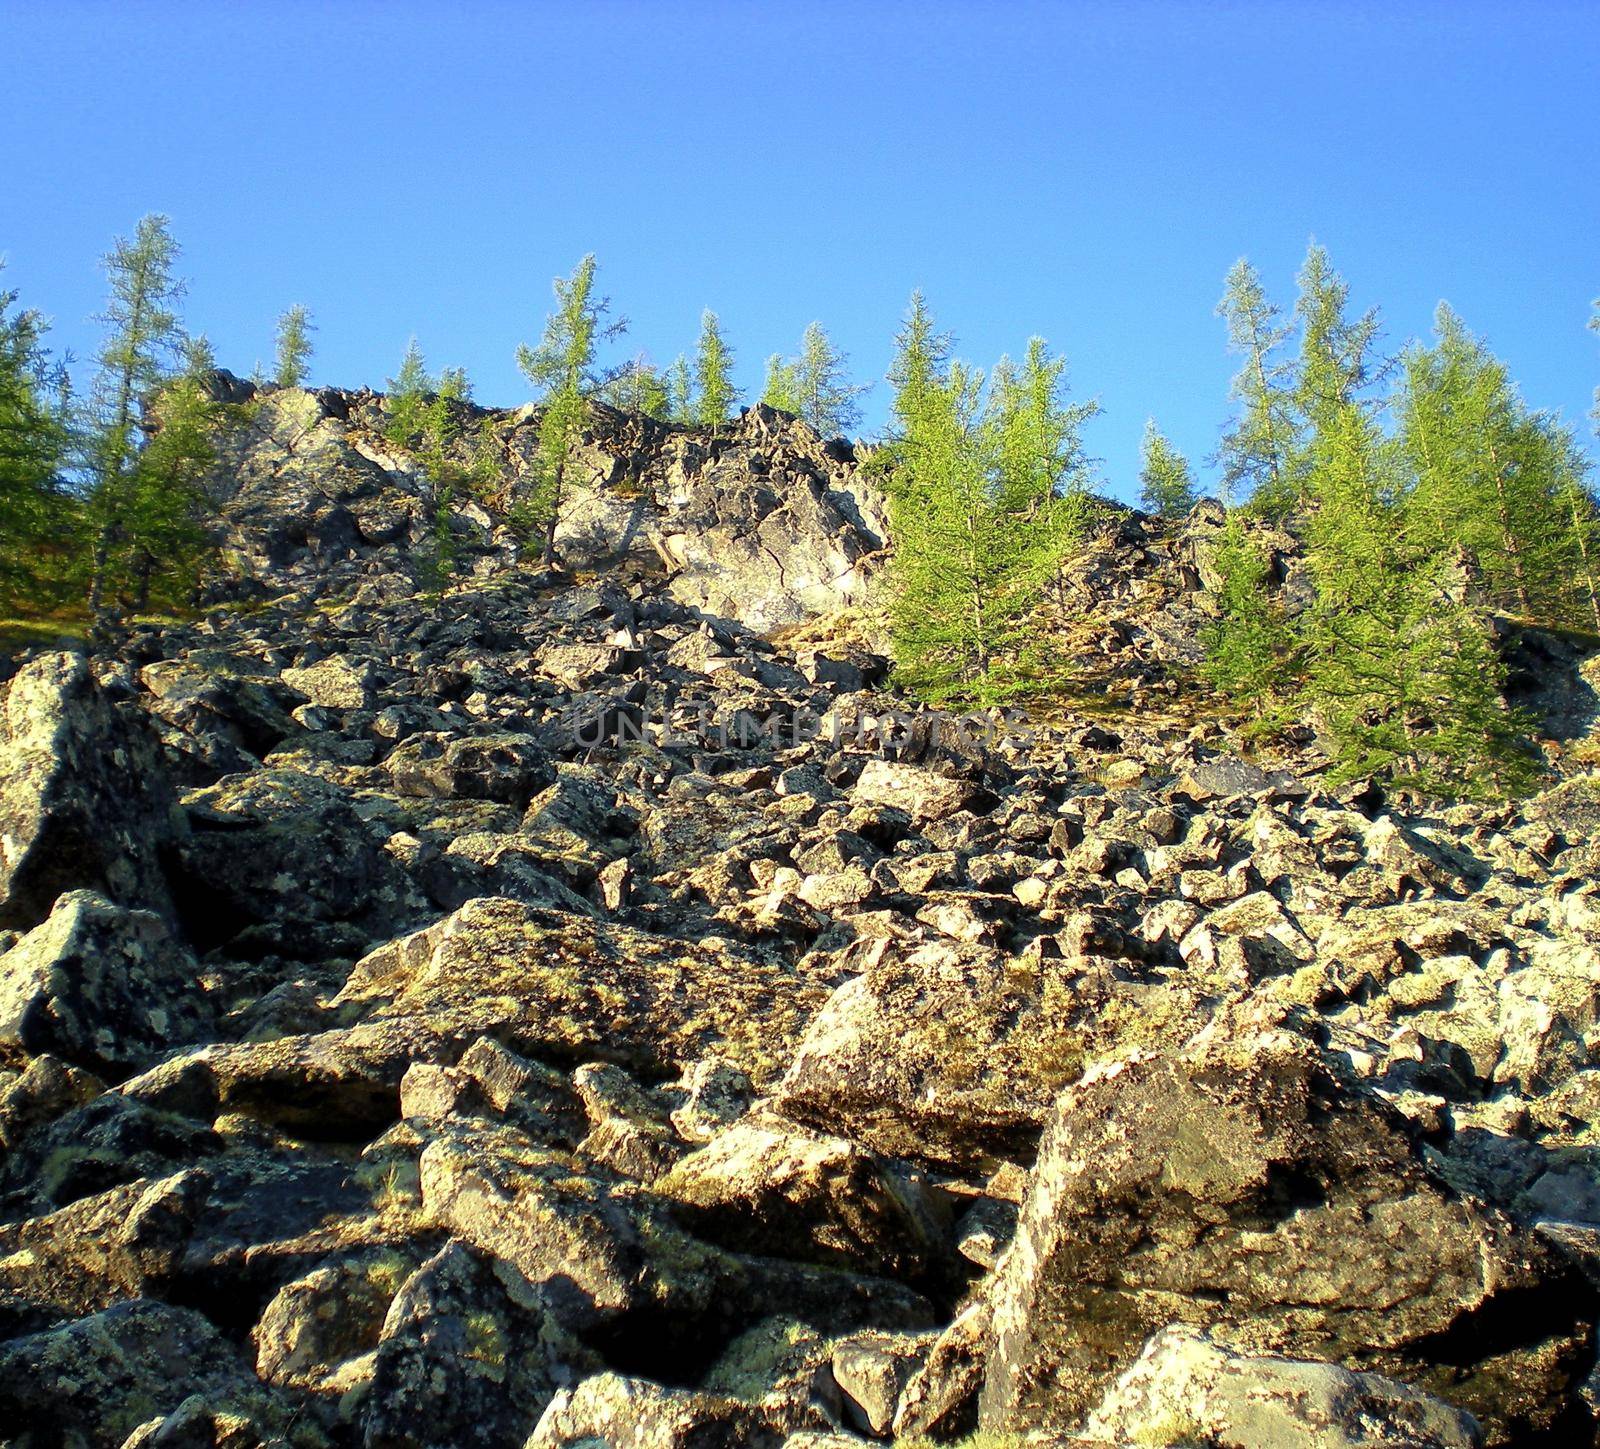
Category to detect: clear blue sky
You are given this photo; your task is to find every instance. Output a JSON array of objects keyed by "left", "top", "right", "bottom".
[{"left": 2, "top": 0, "right": 1596, "bottom": 501}]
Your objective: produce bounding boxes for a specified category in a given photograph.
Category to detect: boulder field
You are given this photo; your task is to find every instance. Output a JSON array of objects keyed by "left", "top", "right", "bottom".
[{"left": 2, "top": 389, "right": 1600, "bottom": 1446}]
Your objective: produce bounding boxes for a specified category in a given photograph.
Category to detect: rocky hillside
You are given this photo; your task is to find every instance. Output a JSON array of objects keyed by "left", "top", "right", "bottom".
[{"left": 2, "top": 389, "right": 1600, "bottom": 1447}]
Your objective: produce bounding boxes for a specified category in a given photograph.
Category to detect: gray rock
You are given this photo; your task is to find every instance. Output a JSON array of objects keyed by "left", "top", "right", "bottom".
[
  {"left": 0, "top": 652, "right": 180, "bottom": 930},
  {"left": 1086, "top": 1325, "right": 1484, "bottom": 1449},
  {"left": 979, "top": 1025, "right": 1595, "bottom": 1445},
  {"left": 0, "top": 891, "right": 213, "bottom": 1078}
]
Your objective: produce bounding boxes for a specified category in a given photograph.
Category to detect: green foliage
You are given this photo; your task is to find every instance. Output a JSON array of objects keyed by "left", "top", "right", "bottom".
[
  {"left": 763, "top": 321, "right": 866, "bottom": 437},
  {"left": 384, "top": 337, "right": 432, "bottom": 441},
  {"left": 760, "top": 353, "right": 801, "bottom": 415},
  {"left": 1138, "top": 419, "right": 1199, "bottom": 517},
  {"left": 665, "top": 354, "right": 693, "bottom": 425},
  {"left": 1199, "top": 508, "right": 1296, "bottom": 716},
  {"left": 515, "top": 253, "right": 627, "bottom": 563},
  {"left": 1398, "top": 304, "right": 1595, "bottom": 625},
  {"left": 886, "top": 297, "right": 1097, "bottom": 703},
  {"left": 692, "top": 309, "right": 739, "bottom": 429},
  {"left": 382, "top": 347, "right": 496, "bottom": 591},
  {"left": 0, "top": 266, "right": 71, "bottom": 610},
  {"left": 887, "top": 289, "right": 952, "bottom": 450},
  {"left": 181, "top": 333, "right": 217, "bottom": 376},
  {"left": 273, "top": 303, "right": 315, "bottom": 388},
  {"left": 602, "top": 355, "right": 671, "bottom": 419},
  {"left": 82, "top": 214, "right": 218, "bottom": 618},
  {"left": 1302, "top": 403, "right": 1539, "bottom": 796},
  {"left": 1216, "top": 257, "right": 1301, "bottom": 514}
]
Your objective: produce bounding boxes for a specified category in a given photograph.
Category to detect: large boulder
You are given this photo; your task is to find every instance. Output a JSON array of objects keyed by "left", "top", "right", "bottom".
[
  {"left": 0, "top": 652, "right": 180, "bottom": 930},
  {"left": 169, "top": 767, "right": 419, "bottom": 958},
  {"left": 419, "top": 1118, "right": 935, "bottom": 1356},
  {"left": 1086, "top": 1325, "right": 1484, "bottom": 1449},
  {"left": 978, "top": 1024, "right": 1597, "bottom": 1445},
  {"left": 657, "top": 1114, "right": 949, "bottom": 1278},
  {"left": 0, "top": 890, "right": 212, "bottom": 1078},
  {"left": 363, "top": 1240, "right": 590, "bottom": 1449},
  {"left": 337, "top": 896, "right": 835, "bottom": 1086},
  {"left": 528, "top": 1371, "right": 786, "bottom": 1449},
  {"left": 0, "top": 1300, "right": 295, "bottom": 1445},
  {"left": 773, "top": 937, "right": 1206, "bottom": 1171}
]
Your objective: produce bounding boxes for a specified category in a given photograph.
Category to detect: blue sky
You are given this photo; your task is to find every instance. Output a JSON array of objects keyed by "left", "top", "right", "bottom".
[{"left": 1, "top": 0, "right": 1595, "bottom": 502}]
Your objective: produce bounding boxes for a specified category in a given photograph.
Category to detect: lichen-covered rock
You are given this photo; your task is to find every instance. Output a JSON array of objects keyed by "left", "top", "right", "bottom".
[
  {"left": 773, "top": 937, "right": 1206, "bottom": 1171},
  {"left": 527, "top": 1370, "right": 787, "bottom": 1449},
  {"left": 0, "top": 890, "right": 212, "bottom": 1077},
  {"left": 171, "top": 767, "right": 421, "bottom": 958},
  {"left": 0, "top": 1300, "right": 295, "bottom": 1445},
  {"left": 384, "top": 730, "right": 555, "bottom": 805},
  {"left": 0, "top": 1169, "right": 208, "bottom": 1319},
  {"left": 0, "top": 1050, "right": 103, "bottom": 1147},
  {"left": 1085, "top": 1325, "right": 1484, "bottom": 1449},
  {"left": 362, "top": 1240, "right": 590, "bottom": 1449},
  {"left": 657, "top": 1113, "right": 948, "bottom": 1277},
  {"left": 282, "top": 654, "right": 377, "bottom": 710},
  {"left": 251, "top": 1244, "right": 425, "bottom": 1393},
  {"left": 338, "top": 896, "right": 835, "bottom": 1086},
  {"left": 979, "top": 1026, "right": 1596, "bottom": 1445},
  {"left": 418, "top": 1118, "right": 935, "bottom": 1356},
  {"left": 0, "top": 652, "right": 180, "bottom": 930}
]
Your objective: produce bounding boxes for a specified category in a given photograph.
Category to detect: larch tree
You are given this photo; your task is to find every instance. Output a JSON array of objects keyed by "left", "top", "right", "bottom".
[
  {"left": 603, "top": 355, "right": 670, "bottom": 420},
  {"left": 693, "top": 310, "right": 738, "bottom": 430},
  {"left": 760, "top": 353, "right": 802, "bottom": 415},
  {"left": 886, "top": 290, "right": 952, "bottom": 455},
  {"left": 1397, "top": 305, "right": 1583, "bottom": 624},
  {"left": 1138, "top": 419, "right": 1198, "bottom": 517},
  {"left": 385, "top": 336, "right": 432, "bottom": 442},
  {"left": 886, "top": 305, "right": 1095, "bottom": 701},
  {"left": 516, "top": 253, "right": 626, "bottom": 565},
  {"left": 665, "top": 354, "right": 693, "bottom": 425},
  {"left": 273, "top": 304, "right": 315, "bottom": 388},
  {"left": 1200, "top": 507, "right": 1295, "bottom": 717},
  {"left": 0, "top": 265, "right": 70, "bottom": 609},
  {"left": 1216, "top": 258, "right": 1300, "bottom": 514},
  {"left": 792, "top": 321, "right": 867, "bottom": 438},
  {"left": 83, "top": 214, "right": 214, "bottom": 618},
  {"left": 1292, "top": 243, "right": 1385, "bottom": 484},
  {"left": 1303, "top": 401, "right": 1536, "bottom": 796}
]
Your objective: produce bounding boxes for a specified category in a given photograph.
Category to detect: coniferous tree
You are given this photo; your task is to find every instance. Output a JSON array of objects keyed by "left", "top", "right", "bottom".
[
  {"left": 83, "top": 214, "right": 214, "bottom": 617},
  {"left": 516, "top": 254, "right": 626, "bottom": 564},
  {"left": 603, "top": 355, "right": 670, "bottom": 419},
  {"left": 122, "top": 374, "right": 220, "bottom": 611},
  {"left": 1303, "top": 402, "right": 1536, "bottom": 795},
  {"left": 886, "top": 290, "right": 952, "bottom": 454},
  {"left": 1398, "top": 305, "right": 1585, "bottom": 623},
  {"left": 693, "top": 310, "right": 738, "bottom": 430},
  {"left": 385, "top": 337, "right": 432, "bottom": 442},
  {"left": 1292, "top": 244, "right": 1385, "bottom": 486},
  {"left": 181, "top": 333, "right": 217, "bottom": 376},
  {"left": 1200, "top": 508, "right": 1295, "bottom": 717},
  {"left": 760, "top": 353, "right": 801, "bottom": 415},
  {"left": 886, "top": 302, "right": 1095, "bottom": 700},
  {"left": 665, "top": 355, "right": 693, "bottom": 425},
  {"left": 792, "top": 321, "right": 867, "bottom": 438},
  {"left": 0, "top": 265, "right": 69, "bottom": 608},
  {"left": 1138, "top": 420, "right": 1198, "bottom": 517},
  {"left": 1216, "top": 258, "right": 1301, "bottom": 514},
  {"left": 273, "top": 304, "right": 315, "bottom": 388}
]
